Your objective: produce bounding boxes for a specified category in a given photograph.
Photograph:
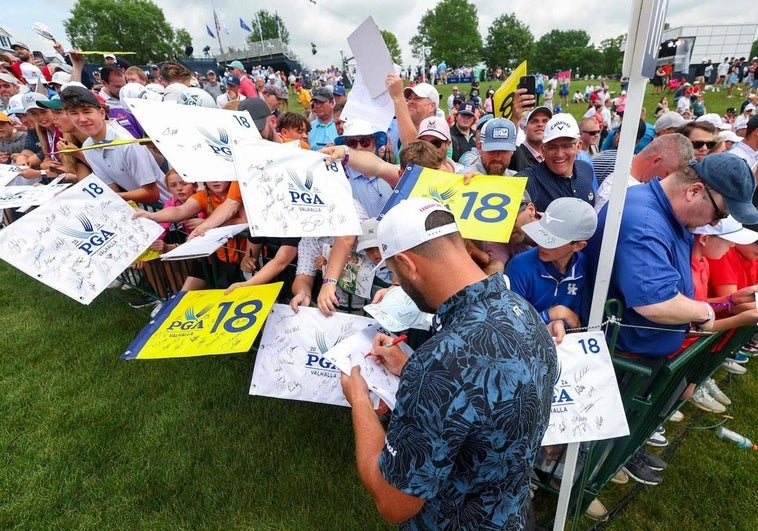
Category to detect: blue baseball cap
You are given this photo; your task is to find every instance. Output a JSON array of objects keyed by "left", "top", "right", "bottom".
[
  {"left": 479, "top": 118, "right": 516, "bottom": 152},
  {"left": 691, "top": 154, "right": 758, "bottom": 225},
  {"left": 333, "top": 85, "right": 346, "bottom": 96},
  {"left": 224, "top": 75, "right": 240, "bottom": 87}
]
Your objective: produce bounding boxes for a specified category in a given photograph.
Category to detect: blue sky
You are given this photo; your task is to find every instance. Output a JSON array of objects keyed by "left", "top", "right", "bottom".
[{"left": 3, "top": 1, "right": 756, "bottom": 68}]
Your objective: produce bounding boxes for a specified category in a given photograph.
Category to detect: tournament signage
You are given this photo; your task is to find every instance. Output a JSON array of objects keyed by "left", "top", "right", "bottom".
[
  {"left": 232, "top": 139, "right": 362, "bottom": 238},
  {"left": 122, "top": 283, "right": 282, "bottom": 359},
  {"left": 493, "top": 60, "right": 527, "bottom": 120},
  {"left": 541, "top": 331, "right": 629, "bottom": 446},
  {"left": 250, "top": 304, "right": 375, "bottom": 407},
  {"left": 0, "top": 176, "right": 163, "bottom": 304},
  {"left": 123, "top": 98, "right": 262, "bottom": 182},
  {"left": 380, "top": 163, "right": 526, "bottom": 243}
]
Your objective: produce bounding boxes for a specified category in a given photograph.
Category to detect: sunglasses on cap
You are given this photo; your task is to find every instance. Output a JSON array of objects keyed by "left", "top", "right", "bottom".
[
  {"left": 691, "top": 140, "right": 716, "bottom": 150},
  {"left": 344, "top": 136, "right": 374, "bottom": 149}
]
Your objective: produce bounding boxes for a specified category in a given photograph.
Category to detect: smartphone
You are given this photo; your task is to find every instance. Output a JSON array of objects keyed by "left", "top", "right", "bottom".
[{"left": 517, "top": 75, "right": 536, "bottom": 96}]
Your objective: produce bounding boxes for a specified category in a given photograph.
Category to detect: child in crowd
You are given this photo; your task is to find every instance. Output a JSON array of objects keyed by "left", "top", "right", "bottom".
[
  {"left": 277, "top": 111, "right": 311, "bottom": 149},
  {"left": 506, "top": 197, "right": 598, "bottom": 340},
  {"left": 133, "top": 180, "right": 245, "bottom": 290},
  {"left": 683, "top": 218, "right": 758, "bottom": 411}
]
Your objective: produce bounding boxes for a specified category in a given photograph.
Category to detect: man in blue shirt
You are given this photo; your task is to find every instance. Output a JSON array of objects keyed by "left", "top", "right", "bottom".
[
  {"left": 520, "top": 113, "right": 598, "bottom": 211},
  {"left": 308, "top": 87, "right": 337, "bottom": 150},
  {"left": 585, "top": 154, "right": 758, "bottom": 362},
  {"left": 507, "top": 197, "right": 598, "bottom": 336},
  {"left": 341, "top": 198, "right": 557, "bottom": 529}
]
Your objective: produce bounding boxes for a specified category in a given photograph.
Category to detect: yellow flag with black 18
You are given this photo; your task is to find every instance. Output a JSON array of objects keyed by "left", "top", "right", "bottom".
[
  {"left": 493, "top": 60, "right": 527, "bottom": 120},
  {"left": 379, "top": 164, "right": 527, "bottom": 243},
  {"left": 122, "top": 283, "right": 282, "bottom": 359}
]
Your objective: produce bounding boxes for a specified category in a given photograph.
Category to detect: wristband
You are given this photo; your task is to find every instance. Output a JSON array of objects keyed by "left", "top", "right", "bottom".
[
  {"left": 727, "top": 293, "right": 735, "bottom": 314},
  {"left": 693, "top": 303, "right": 715, "bottom": 327},
  {"left": 39, "top": 169, "right": 46, "bottom": 177},
  {"left": 342, "top": 146, "right": 350, "bottom": 166},
  {"left": 322, "top": 277, "right": 338, "bottom": 285}
]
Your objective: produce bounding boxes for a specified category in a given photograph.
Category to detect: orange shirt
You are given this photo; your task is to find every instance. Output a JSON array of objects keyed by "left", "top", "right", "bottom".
[{"left": 191, "top": 188, "right": 244, "bottom": 263}]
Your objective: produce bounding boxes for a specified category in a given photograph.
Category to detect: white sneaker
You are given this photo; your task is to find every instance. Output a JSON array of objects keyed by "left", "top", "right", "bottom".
[
  {"left": 150, "top": 302, "right": 164, "bottom": 319},
  {"left": 689, "top": 386, "right": 726, "bottom": 413},
  {"left": 703, "top": 378, "right": 731, "bottom": 406},
  {"left": 722, "top": 359, "right": 747, "bottom": 375},
  {"left": 668, "top": 410, "right": 684, "bottom": 423}
]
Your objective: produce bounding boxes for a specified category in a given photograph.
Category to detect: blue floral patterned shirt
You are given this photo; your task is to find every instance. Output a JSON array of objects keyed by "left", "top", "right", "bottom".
[{"left": 378, "top": 273, "right": 558, "bottom": 530}]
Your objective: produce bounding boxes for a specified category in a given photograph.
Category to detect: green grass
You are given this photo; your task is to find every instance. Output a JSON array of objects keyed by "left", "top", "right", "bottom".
[
  {"left": 1, "top": 82, "right": 757, "bottom": 529},
  {"left": 2, "top": 261, "right": 758, "bottom": 529}
]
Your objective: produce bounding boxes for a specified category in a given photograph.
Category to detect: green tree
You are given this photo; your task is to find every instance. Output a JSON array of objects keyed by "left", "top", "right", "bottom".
[
  {"left": 598, "top": 35, "right": 625, "bottom": 75},
  {"left": 750, "top": 39, "right": 758, "bottom": 64},
  {"left": 409, "top": 0, "right": 482, "bottom": 66},
  {"left": 64, "top": 0, "right": 179, "bottom": 64},
  {"left": 483, "top": 13, "right": 534, "bottom": 70},
  {"left": 173, "top": 28, "right": 193, "bottom": 57},
  {"left": 533, "top": 29, "right": 594, "bottom": 74},
  {"left": 381, "top": 30, "right": 402, "bottom": 65},
  {"left": 245, "top": 10, "right": 290, "bottom": 45}
]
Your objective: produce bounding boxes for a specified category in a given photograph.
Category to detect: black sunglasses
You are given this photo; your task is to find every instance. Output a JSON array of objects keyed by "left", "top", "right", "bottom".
[
  {"left": 344, "top": 136, "right": 374, "bottom": 149},
  {"left": 692, "top": 140, "right": 716, "bottom": 150},
  {"left": 426, "top": 138, "right": 446, "bottom": 148},
  {"left": 704, "top": 185, "right": 728, "bottom": 220},
  {"left": 581, "top": 130, "right": 601, "bottom": 135}
]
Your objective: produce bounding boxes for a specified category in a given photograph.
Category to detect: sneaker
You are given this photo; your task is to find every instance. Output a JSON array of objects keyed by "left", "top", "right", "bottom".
[
  {"left": 585, "top": 498, "right": 609, "bottom": 521},
  {"left": 722, "top": 359, "right": 747, "bottom": 375},
  {"left": 740, "top": 349, "right": 758, "bottom": 358},
  {"left": 107, "top": 279, "right": 123, "bottom": 289},
  {"left": 129, "top": 296, "right": 159, "bottom": 309},
  {"left": 639, "top": 449, "right": 667, "bottom": 471},
  {"left": 622, "top": 453, "right": 663, "bottom": 485},
  {"left": 740, "top": 340, "right": 758, "bottom": 352},
  {"left": 150, "top": 302, "right": 164, "bottom": 318},
  {"left": 727, "top": 353, "right": 750, "bottom": 364},
  {"left": 646, "top": 429, "right": 668, "bottom": 447},
  {"left": 610, "top": 469, "right": 629, "bottom": 484},
  {"left": 689, "top": 386, "right": 727, "bottom": 413},
  {"left": 668, "top": 410, "right": 684, "bottom": 423},
  {"left": 702, "top": 378, "right": 731, "bottom": 406}
]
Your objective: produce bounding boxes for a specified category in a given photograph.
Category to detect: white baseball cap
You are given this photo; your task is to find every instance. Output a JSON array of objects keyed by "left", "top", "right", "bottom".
[
  {"left": 522, "top": 197, "right": 597, "bottom": 248},
  {"left": 696, "top": 113, "right": 731, "bottom": 130},
  {"left": 377, "top": 198, "right": 458, "bottom": 263},
  {"left": 417, "top": 116, "right": 450, "bottom": 141},
  {"left": 719, "top": 130, "right": 742, "bottom": 143},
  {"left": 542, "top": 113, "right": 580, "bottom": 144},
  {"left": 356, "top": 218, "right": 380, "bottom": 252},
  {"left": 403, "top": 83, "right": 440, "bottom": 104},
  {"left": 693, "top": 216, "right": 758, "bottom": 244}
]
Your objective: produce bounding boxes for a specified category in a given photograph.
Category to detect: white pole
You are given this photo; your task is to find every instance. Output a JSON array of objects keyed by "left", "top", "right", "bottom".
[{"left": 552, "top": 1, "right": 669, "bottom": 529}]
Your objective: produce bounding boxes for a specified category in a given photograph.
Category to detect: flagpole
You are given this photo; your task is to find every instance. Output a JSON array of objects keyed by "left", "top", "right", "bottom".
[{"left": 210, "top": 0, "right": 224, "bottom": 54}]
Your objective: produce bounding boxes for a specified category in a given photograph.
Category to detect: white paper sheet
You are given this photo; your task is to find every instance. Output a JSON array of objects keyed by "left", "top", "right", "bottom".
[
  {"left": 160, "top": 223, "right": 248, "bottom": 260},
  {"left": 0, "top": 176, "right": 163, "bottom": 304},
  {"left": 347, "top": 16, "right": 394, "bottom": 99}
]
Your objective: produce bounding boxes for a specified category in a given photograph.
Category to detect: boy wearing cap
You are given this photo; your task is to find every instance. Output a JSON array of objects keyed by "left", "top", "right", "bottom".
[
  {"left": 340, "top": 197, "right": 557, "bottom": 529},
  {"left": 60, "top": 86, "right": 168, "bottom": 204},
  {"left": 506, "top": 198, "right": 598, "bottom": 334}
]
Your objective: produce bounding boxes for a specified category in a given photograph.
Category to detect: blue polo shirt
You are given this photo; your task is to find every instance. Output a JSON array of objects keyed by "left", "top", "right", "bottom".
[
  {"left": 520, "top": 160, "right": 597, "bottom": 212},
  {"left": 308, "top": 118, "right": 337, "bottom": 151},
  {"left": 506, "top": 249, "right": 587, "bottom": 324},
  {"left": 584, "top": 178, "right": 693, "bottom": 357}
]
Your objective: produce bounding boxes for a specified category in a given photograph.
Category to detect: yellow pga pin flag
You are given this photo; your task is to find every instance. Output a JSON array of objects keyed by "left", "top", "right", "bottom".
[
  {"left": 493, "top": 60, "right": 527, "bottom": 119},
  {"left": 380, "top": 164, "right": 527, "bottom": 243},
  {"left": 122, "top": 282, "right": 282, "bottom": 359}
]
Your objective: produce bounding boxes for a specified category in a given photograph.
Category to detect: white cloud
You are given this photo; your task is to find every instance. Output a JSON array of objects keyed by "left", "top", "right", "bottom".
[{"left": 3, "top": 0, "right": 755, "bottom": 69}]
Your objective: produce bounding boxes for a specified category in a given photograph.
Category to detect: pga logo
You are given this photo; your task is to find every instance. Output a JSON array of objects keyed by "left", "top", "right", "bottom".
[
  {"left": 166, "top": 305, "right": 213, "bottom": 331},
  {"left": 288, "top": 168, "right": 325, "bottom": 205},
  {"left": 197, "top": 126, "right": 232, "bottom": 162},
  {"left": 57, "top": 214, "right": 116, "bottom": 256}
]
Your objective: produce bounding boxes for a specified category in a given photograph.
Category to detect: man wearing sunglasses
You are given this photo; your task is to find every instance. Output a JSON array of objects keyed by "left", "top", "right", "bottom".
[
  {"left": 579, "top": 117, "right": 602, "bottom": 157},
  {"left": 585, "top": 153, "right": 758, "bottom": 392},
  {"left": 333, "top": 119, "right": 393, "bottom": 218},
  {"left": 415, "top": 116, "right": 459, "bottom": 173}
]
